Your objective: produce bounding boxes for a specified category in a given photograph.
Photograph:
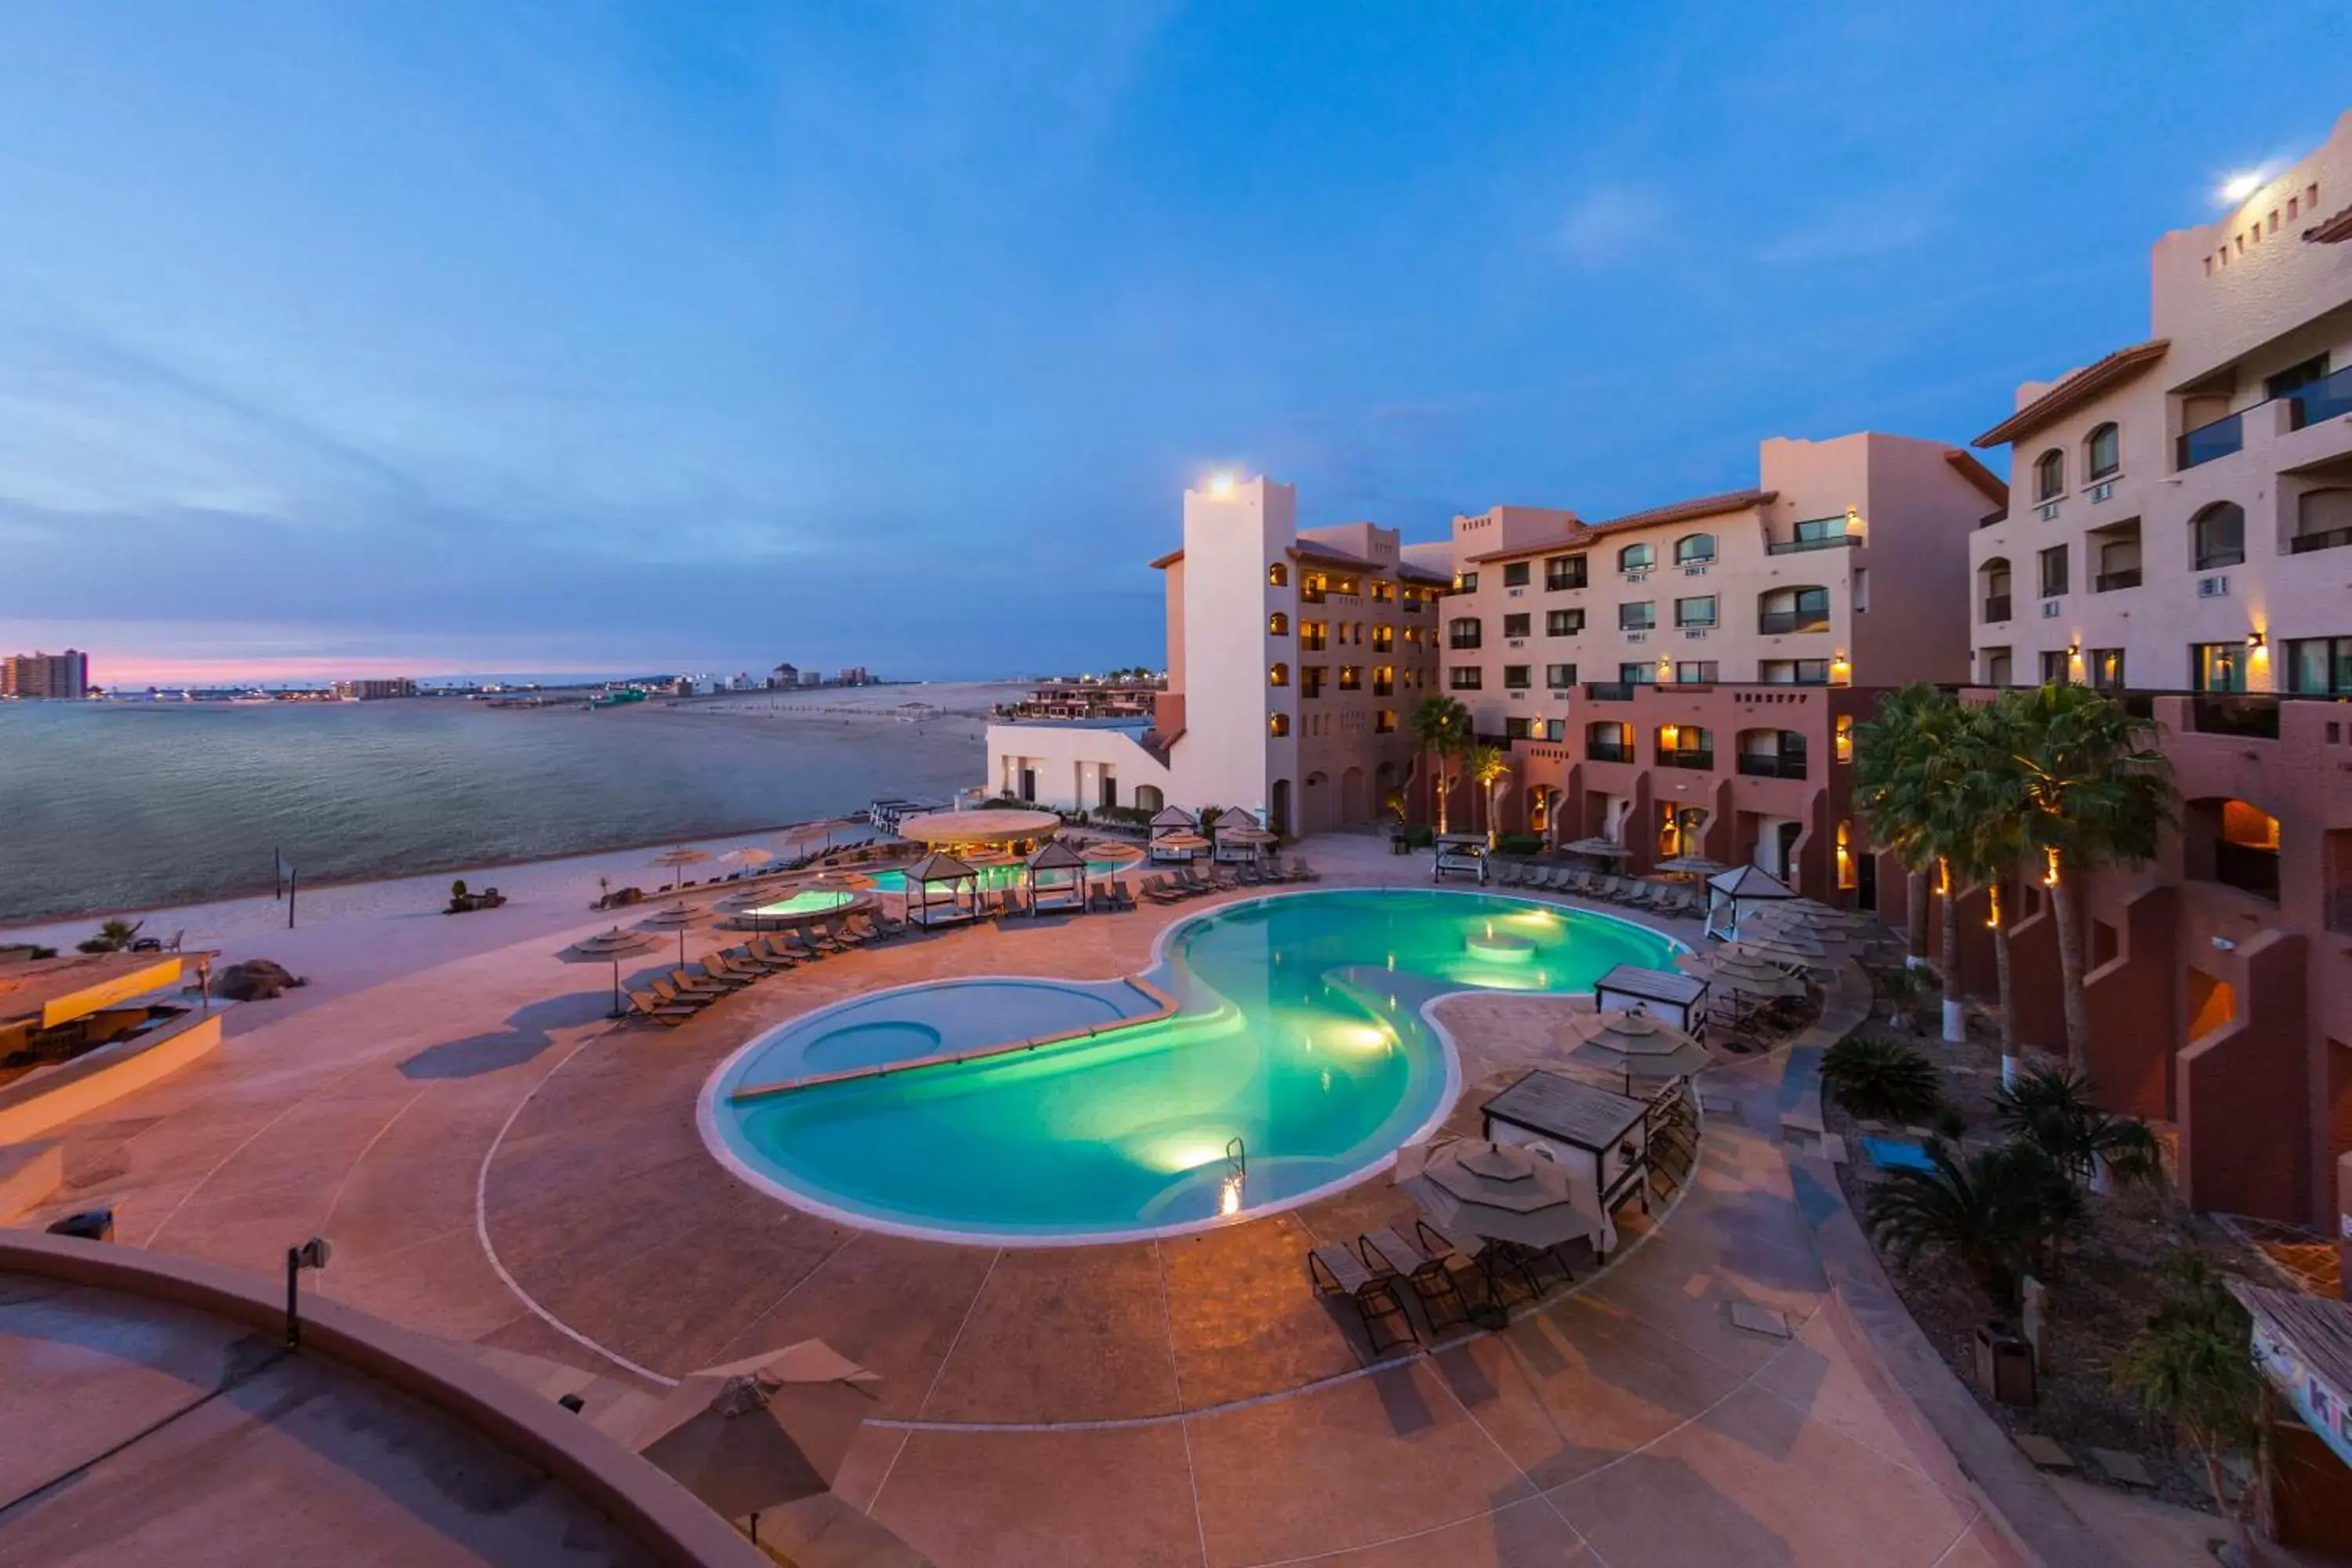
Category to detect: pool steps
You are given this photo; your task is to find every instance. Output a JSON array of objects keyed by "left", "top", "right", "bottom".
[{"left": 725, "top": 975, "right": 1178, "bottom": 1102}]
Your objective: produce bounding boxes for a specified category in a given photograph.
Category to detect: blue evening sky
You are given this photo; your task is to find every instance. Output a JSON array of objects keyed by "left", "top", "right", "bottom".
[{"left": 2, "top": 2, "right": 2346, "bottom": 684}]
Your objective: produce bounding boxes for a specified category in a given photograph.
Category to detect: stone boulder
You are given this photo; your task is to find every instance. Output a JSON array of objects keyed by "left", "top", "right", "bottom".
[{"left": 216, "top": 959, "right": 302, "bottom": 1001}]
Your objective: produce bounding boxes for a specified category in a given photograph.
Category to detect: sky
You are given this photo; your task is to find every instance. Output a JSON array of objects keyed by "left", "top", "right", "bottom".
[{"left": 1, "top": 2, "right": 2347, "bottom": 687}]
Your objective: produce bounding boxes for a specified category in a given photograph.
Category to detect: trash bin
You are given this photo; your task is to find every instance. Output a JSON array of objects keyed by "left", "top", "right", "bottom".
[
  {"left": 1973, "top": 1320, "right": 2035, "bottom": 1406},
  {"left": 1390, "top": 833, "right": 1410, "bottom": 856},
  {"left": 45, "top": 1209, "right": 115, "bottom": 1243}
]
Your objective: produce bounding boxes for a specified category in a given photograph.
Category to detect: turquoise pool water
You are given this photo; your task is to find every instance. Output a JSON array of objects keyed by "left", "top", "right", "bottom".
[
  {"left": 747, "top": 889, "right": 860, "bottom": 918},
  {"left": 707, "top": 889, "right": 1678, "bottom": 1241},
  {"left": 863, "top": 858, "right": 1131, "bottom": 893},
  {"left": 728, "top": 977, "right": 1164, "bottom": 1082}
]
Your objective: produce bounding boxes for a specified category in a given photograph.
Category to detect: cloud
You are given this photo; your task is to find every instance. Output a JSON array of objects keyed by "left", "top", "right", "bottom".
[
  {"left": 1755, "top": 201, "right": 1940, "bottom": 264},
  {"left": 1553, "top": 187, "right": 1670, "bottom": 267}
]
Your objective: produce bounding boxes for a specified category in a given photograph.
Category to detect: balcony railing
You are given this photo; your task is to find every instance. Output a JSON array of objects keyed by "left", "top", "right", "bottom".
[
  {"left": 1545, "top": 570, "right": 1587, "bottom": 592},
  {"left": 1766, "top": 531, "right": 1857, "bottom": 555},
  {"left": 2092, "top": 568, "right": 2142, "bottom": 592},
  {"left": 2176, "top": 412, "right": 2244, "bottom": 470},
  {"left": 2209, "top": 840, "right": 2281, "bottom": 902},
  {"left": 1982, "top": 593, "right": 2012, "bottom": 623},
  {"left": 1736, "top": 753, "right": 1808, "bottom": 779},
  {"left": 1757, "top": 611, "right": 1831, "bottom": 635},
  {"left": 2288, "top": 363, "right": 2352, "bottom": 429},
  {"left": 1448, "top": 635, "right": 1481, "bottom": 650},
  {"left": 1587, "top": 739, "right": 1632, "bottom": 763},
  {"left": 1584, "top": 681, "right": 1635, "bottom": 701},
  {"left": 1655, "top": 750, "right": 1714, "bottom": 771},
  {"left": 2188, "top": 694, "right": 2280, "bottom": 739},
  {"left": 2289, "top": 525, "right": 2352, "bottom": 556}
]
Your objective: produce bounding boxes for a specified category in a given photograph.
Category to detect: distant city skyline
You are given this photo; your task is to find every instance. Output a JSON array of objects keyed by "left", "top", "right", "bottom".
[{"left": 3, "top": 2, "right": 2349, "bottom": 684}]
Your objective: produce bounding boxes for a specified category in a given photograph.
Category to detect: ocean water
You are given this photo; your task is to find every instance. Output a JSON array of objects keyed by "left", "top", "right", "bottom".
[{"left": 0, "top": 699, "right": 981, "bottom": 923}]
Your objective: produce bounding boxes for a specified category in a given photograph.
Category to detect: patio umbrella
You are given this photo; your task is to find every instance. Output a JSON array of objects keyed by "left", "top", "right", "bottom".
[
  {"left": 1218, "top": 824, "right": 1276, "bottom": 845},
  {"left": 1560, "top": 837, "right": 1628, "bottom": 859},
  {"left": 1745, "top": 899, "right": 1872, "bottom": 941},
  {"left": 634, "top": 1339, "right": 883, "bottom": 1548},
  {"left": 652, "top": 845, "right": 711, "bottom": 890},
  {"left": 1553, "top": 1009, "right": 1711, "bottom": 1087},
  {"left": 721, "top": 847, "right": 774, "bottom": 870},
  {"left": 636, "top": 901, "right": 706, "bottom": 967},
  {"left": 560, "top": 927, "right": 660, "bottom": 1018},
  {"left": 1155, "top": 831, "right": 1210, "bottom": 856},
  {"left": 1392, "top": 1138, "right": 1602, "bottom": 1252},
  {"left": 1652, "top": 854, "right": 1726, "bottom": 877},
  {"left": 1675, "top": 948, "right": 1806, "bottom": 998},
  {"left": 1723, "top": 930, "right": 1828, "bottom": 963}
]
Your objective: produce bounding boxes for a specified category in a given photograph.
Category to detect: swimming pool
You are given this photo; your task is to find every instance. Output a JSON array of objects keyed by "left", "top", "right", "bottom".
[
  {"left": 746, "top": 889, "right": 861, "bottom": 919},
  {"left": 862, "top": 858, "right": 1132, "bottom": 894},
  {"left": 725, "top": 976, "right": 1166, "bottom": 1082},
  {"left": 703, "top": 888, "right": 1679, "bottom": 1243}
]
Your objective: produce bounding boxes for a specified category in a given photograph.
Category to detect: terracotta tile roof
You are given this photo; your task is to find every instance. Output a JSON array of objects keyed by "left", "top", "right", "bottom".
[
  {"left": 1972, "top": 339, "right": 2169, "bottom": 448},
  {"left": 2302, "top": 202, "right": 2352, "bottom": 244},
  {"left": 1463, "top": 489, "right": 1775, "bottom": 565},
  {"left": 1942, "top": 448, "right": 2009, "bottom": 508}
]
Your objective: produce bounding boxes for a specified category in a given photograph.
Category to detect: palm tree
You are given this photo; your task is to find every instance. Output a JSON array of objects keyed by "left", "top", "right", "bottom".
[
  {"left": 1998, "top": 684, "right": 2173, "bottom": 1075},
  {"left": 1865, "top": 1140, "right": 2041, "bottom": 1308},
  {"left": 75, "top": 918, "right": 144, "bottom": 955},
  {"left": 1955, "top": 700, "right": 2034, "bottom": 1082},
  {"left": 1467, "top": 745, "right": 1511, "bottom": 848},
  {"left": 1409, "top": 695, "right": 1472, "bottom": 835},
  {"left": 2112, "top": 1251, "right": 2270, "bottom": 1565},
  {"left": 1854, "top": 684, "right": 1977, "bottom": 1042},
  {"left": 1995, "top": 1064, "right": 2162, "bottom": 1191},
  {"left": 1820, "top": 1036, "right": 1944, "bottom": 1123}
]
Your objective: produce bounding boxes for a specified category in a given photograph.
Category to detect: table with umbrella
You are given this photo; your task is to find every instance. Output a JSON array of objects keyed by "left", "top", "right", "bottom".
[
  {"left": 560, "top": 926, "right": 662, "bottom": 1018},
  {"left": 1393, "top": 1135, "right": 1607, "bottom": 1324}
]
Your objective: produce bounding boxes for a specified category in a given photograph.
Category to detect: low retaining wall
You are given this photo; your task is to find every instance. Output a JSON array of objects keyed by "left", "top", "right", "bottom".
[{"left": 0, "top": 1009, "right": 223, "bottom": 1146}]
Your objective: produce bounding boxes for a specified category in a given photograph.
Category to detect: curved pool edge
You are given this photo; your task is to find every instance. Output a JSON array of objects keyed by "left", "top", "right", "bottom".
[{"left": 695, "top": 886, "right": 1683, "bottom": 1249}]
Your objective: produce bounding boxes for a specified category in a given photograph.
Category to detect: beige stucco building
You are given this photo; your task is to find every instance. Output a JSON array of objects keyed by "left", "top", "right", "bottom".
[{"left": 984, "top": 477, "right": 1446, "bottom": 832}]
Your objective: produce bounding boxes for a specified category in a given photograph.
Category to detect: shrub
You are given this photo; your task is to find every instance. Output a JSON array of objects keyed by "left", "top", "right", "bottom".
[
  {"left": 452, "top": 879, "right": 469, "bottom": 898},
  {"left": 1495, "top": 833, "right": 1545, "bottom": 856},
  {"left": 1396, "top": 823, "right": 1435, "bottom": 849},
  {"left": 1820, "top": 1035, "right": 1944, "bottom": 1123},
  {"left": 1995, "top": 1064, "right": 2162, "bottom": 1189},
  {"left": 1866, "top": 1139, "right": 2079, "bottom": 1309},
  {"left": 1933, "top": 1106, "right": 1968, "bottom": 1142}
]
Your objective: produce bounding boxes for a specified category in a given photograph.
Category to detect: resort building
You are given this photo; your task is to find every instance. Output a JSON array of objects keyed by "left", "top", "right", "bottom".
[
  {"left": 330, "top": 677, "right": 418, "bottom": 701},
  {"left": 1962, "top": 111, "right": 2352, "bottom": 1229},
  {"left": 1, "top": 648, "right": 89, "bottom": 699},
  {"left": 985, "top": 476, "right": 1447, "bottom": 831},
  {"left": 992, "top": 676, "right": 1164, "bottom": 724},
  {"left": 1439, "top": 433, "right": 2003, "bottom": 895}
]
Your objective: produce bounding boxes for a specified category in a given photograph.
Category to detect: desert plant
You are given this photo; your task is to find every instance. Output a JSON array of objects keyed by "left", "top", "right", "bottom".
[
  {"left": 1853, "top": 685, "right": 1980, "bottom": 1041},
  {"left": 75, "top": 918, "right": 143, "bottom": 954},
  {"left": 1820, "top": 1036, "right": 1944, "bottom": 1123},
  {"left": 1866, "top": 1140, "right": 2080, "bottom": 1308},
  {"left": 1495, "top": 832, "right": 1544, "bottom": 857},
  {"left": 2111, "top": 1251, "right": 2270, "bottom": 1564},
  {"left": 1994, "top": 1065, "right": 2163, "bottom": 1190},
  {"left": 1933, "top": 1105, "right": 1968, "bottom": 1143}
]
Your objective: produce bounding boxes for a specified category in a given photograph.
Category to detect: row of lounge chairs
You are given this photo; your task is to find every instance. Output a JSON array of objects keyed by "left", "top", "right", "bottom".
[
  {"left": 1492, "top": 862, "right": 1704, "bottom": 918},
  {"left": 1135, "top": 857, "right": 1320, "bottom": 906},
  {"left": 1308, "top": 1219, "right": 1581, "bottom": 1354},
  {"left": 625, "top": 914, "right": 906, "bottom": 1025}
]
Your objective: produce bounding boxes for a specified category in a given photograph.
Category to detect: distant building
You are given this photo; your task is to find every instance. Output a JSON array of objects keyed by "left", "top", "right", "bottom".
[
  {"left": 768, "top": 663, "right": 799, "bottom": 688},
  {"left": 993, "top": 677, "right": 1165, "bottom": 723},
  {"left": 798, "top": 669, "right": 824, "bottom": 688},
  {"left": 1, "top": 649, "right": 89, "bottom": 699},
  {"left": 331, "top": 677, "right": 419, "bottom": 701},
  {"left": 836, "top": 666, "right": 870, "bottom": 685}
]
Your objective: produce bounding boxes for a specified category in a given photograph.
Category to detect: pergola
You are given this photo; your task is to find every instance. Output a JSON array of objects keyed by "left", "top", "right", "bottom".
[
  {"left": 1704, "top": 863, "right": 1798, "bottom": 941},
  {"left": 1025, "top": 840, "right": 1090, "bottom": 915},
  {"left": 1148, "top": 806, "right": 1203, "bottom": 863},
  {"left": 1214, "top": 822, "right": 1275, "bottom": 864},
  {"left": 903, "top": 851, "right": 981, "bottom": 927}
]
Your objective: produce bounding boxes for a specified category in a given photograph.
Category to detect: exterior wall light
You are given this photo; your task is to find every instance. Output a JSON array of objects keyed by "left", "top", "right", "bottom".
[{"left": 2246, "top": 631, "right": 2265, "bottom": 649}]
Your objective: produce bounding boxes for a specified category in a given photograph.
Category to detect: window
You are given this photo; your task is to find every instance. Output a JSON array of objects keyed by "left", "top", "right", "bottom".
[
  {"left": 1835, "top": 714, "right": 1853, "bottom": 763},
  {"left": 1761, "top": 659, "right": 1830, "bottom": 685},
  {"left": 2038, "top": 545, "right": 2068, "bottom": 598},
  {"left": 2187, "top": 798, "right": 2280, "bottom": 902},
  {"left": 2086, "top": 423, "right": 2121, "bottom": 480},
  {"left": 1374, "top": 709, "right": 1396, "bottom": 733},
  {"left": 2034, "top": 448, "right": 2065, "bottom": 500},
  {"left": 1372, "top": 664, "right": 1395, "bottom": 695},
  {"left": 2193, "top": 503, "right": 2245, "bottom": 570},
  {"left": 1449, "top": 666, "right": 1483, "bottom": 691},
  {"left": 1674, "top": 595, "right": 1717, "bottom": 628},
  {"left": 1502, "top": 612, "right": 1531, "bottom": 639},
  {"left": 1302, "top": 666, "right": 1327, "bottom": 699},
  {"left": 1654, "top": 724, "right": 1712, "bottom": 769},
  {"left": 1503, "top": 665, "right": 1531, "bottom": 690},
  {"left": 1546, "top": 608, "right": 1584, "bottom": 637},
  {"left": 2089, "top": 648, "right": 2125, "bottom": 690},
  {"left": 1268, "top": 612, "right": 1289, "bottom": 636},
  {"left": 1371, "top": 580, "right": 1395, "bottom": 603},
  {"left": 1673, "top": 661, "right": 1719, "bottom": 683},
  {"left": 1759, "top": 586, "right": 1830, "bottom": 633},
  {"left": 1853, "top": 567, "right": 1868, "bottom": 612},
  {"left": 1299, "top": 620, "right": 1327, "bottom": 651},
  {"left": 1300, "top": 572, "right": 1329, "bottom": 604},
  {"left": 2191, "top": 641, "right": 2247, "bottom": 692},
  {"left": 1502, "top": 561, "right": 1530, "bottom": 588},
  {"left": 1984, "top": 648, "right": 2013, "bottom": 686},
  {"left": 1618, "top": 543, "right": 1654, "bottom": 574},
  {"left": 1545, "top": 554, "right": 1587, "bottom": 591},
  {"left": 1737, "top": 728, "right": 1808, "bottom": 779},
  {"left": 2038, "top": 649, "right": 2072, "bottom": 685},
  {"left": 1268, "top": 562, "right": 1288, "bottom": 586},
  {"left": 1618, "top": 601, "right": 1655, "bottom": 631},
  {"left": 1675, "top": 533, "right": 1716, "bottom": 565},
  {"left": 1544, "top": 662, "right": 1577, "bottom": 688},
  {"left": 1269, "top": 713, "right": 1290, "bottom": 737},
  {"left": 1505, "top": 717, "right": 1534, "bottom": 740},
  {"left": 1788, "top": 515, "right": 1851, "bottom": 547},
  {"left": 1372, "top": 624, "right": 1393, "bottom": 652},
  {"left": 1455, "top": 570, "right": 1479, "bottom": 593},
  {"left": 2266, "top": 354, "right": 2329, "bottom": 401},
  {"left": 1620, "top": 662, "right": 1657, "bottom": 685},
  {"left": 1338, "top": 665, "right": 1361, "bottom": 691},
  {"left": 1586, "top": 721, "right": 1632, "bottom": 762},
  {"left": 1447, "top": 617, "right": 1482, "bottom": 650},
  {"left": 2287, "top": 636, "right": 2352, "bottom": 695}
]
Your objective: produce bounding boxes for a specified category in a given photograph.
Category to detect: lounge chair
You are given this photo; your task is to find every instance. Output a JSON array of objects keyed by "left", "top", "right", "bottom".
[
  {"left": 802, "top": 925, "right": 846, "bottom": 955},
  {"left": 1112, "top": 881, "right": 1140, "bottom": 912},
  {"left": 669, "top": 964, "right": 742, "bottom": 994},
  {"left": 701, "top": 953, "right": 766, "bottom": 985},
  {"left": 627, "top": 989, "right": 699, "bottom": 1026},
  {"left": 1290, "top": 858, "right": 1320, "bottom": 882},
  {"left": 727, "top": 941, "right": 792, "bottom": 972},
  {"left": 1414, "top": 1218, "right": 1543, "bottom": 1305},
  {"left": 1358, "top": 1229, "right": 1472, "bottom": 1334},
  {"left": 1088, "top": 884, "right": 1116, "bottom": 913},
  {"left": 746, "top": 935, "right": 803, "bottom": 968},
  {"left": 651, "top": 977, "right": 720, "bottom": 1010},
  {"left": 1307, "top": 1243, "right": 1419, "bottom": 1356},
  {"left": 1140, "top": 876, "right": 1185, "bottom": 906},
  {"left": 777, "top": 931, "right": 826, "bottom": 962},
  {"left": 827, "top": 918, "right": 876, "bottom": 946}
]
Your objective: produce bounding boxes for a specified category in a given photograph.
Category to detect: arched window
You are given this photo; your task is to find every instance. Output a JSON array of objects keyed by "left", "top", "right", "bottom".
[
  {"left": 2085, "top": 423, "right": 2121, "bottom": 481},
  {"left": 1268, "top": 662, "right": 1290, "bottom": 687},
  {"left": 1618, "top": 543, "right": 1654, "bottom": 573},
  {"left": 1835, "top": 820, "right": 1857, "bottom": 889},
  {"left": 1835, "top": 713, "right": 1854, "bottom": 763},
  {"left": 1269, "top": 713, "right": 1290, "bottom": 737},
  {"left": 2192, "top": 503, "right": 2245, "bottom": 570},
  {"left": 1267, "top": 561, "right": 1289, "bottom": 586},
  {"left": 1673, "top": 533, "right": 1716, "bottom": 565},
  {"left": 2034, "top": 448, "right": 2065, "bottom": 501},
  {"left": 1268, "top": 612, "right": 1289, "bottom": 636}
]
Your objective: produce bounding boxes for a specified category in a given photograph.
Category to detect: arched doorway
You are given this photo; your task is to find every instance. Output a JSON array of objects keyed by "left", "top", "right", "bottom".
[
  {"left": 1527, "top": 785, "right": 1559, "bottom": 841},
  {"left": 1269, "top": 779, "right": 1292, "bottom": 837},
  {"left": 1134, "top": 784, "right": 1165, "bottom": 814},
  {"left": 1339, "top": 765, "right": 1368, "bottom": 823}
]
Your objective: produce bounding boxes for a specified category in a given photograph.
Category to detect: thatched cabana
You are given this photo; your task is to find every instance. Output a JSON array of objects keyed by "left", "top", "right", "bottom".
[
  {"left": 1148, "top": 806, "right": 1203, "bottom": 863},
  {"left": 1025, "top": 840, "right": 1091, "bottom": 915},
  {"left": 903, "top": 851, "right": 981, "bottom": 927}
]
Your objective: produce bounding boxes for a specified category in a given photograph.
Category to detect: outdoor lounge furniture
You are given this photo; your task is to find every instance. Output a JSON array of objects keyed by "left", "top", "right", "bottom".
[
  {"left": 627, "top": 989, "right": 699, "bottom": 1026},
  {"left": 746, "top": 936, "right": 803, "bottom": 968},
  {"left": 1411, "top": 1218, "right": 1543, "bottom": 1308},
  {"left": 1307, "top": 1243, "right": 1420, "bottom": 1355},
  {"left": 1357, "top": 1228, "right": 1472, "bottom": 1333},
  {"left": 668, "top": 965, "right": 740, "bottom": 995},
  {"left": 650, "top": 978, "right": 717, "bottom": 1010}
]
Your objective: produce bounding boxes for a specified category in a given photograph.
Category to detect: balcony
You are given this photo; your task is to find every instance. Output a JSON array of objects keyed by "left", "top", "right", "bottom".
[
  {"left": 2288, "top": 363, "right": 2352, "bottom": 430},
  {"left": 1448, "top": 635, "right": 1482, "bottom": 651},
  {"left": 1583, "top": 682, "right": 1635, "bottom": 702},
  {"left": 1766, "top": 531, "right": 1858, "bottom": 555},
  {"left": 1737, "top": 753, "right": 1808, "bottom": 779},
  {"left": 2092, "top": 569, "right": 2142, "bottom": 593},
  {"left": 1757, "top": 611, "right": 1830, "bottom": 635},
  {"left": 2176, "top": 412, "right": 2244, "bottom": 470},
  {"left": 1656, "top": 750, "right": 1715, "bottom": 771},
  {"left": 1981, "top": 594, "right": 2012, "bottom": 623},
  {"left": 1545, "top": 571, "right": 1588, "bottom": 593},
  {"left": 1587, "top": 739, "right": 1632, "bottom": 764},
  {"left": 2210, "top": 840, "right": 2281, "bottom": 902},
  {"left": 2289, "top": 525, "right": 2352, "bottom": 556},
  {"left": 2188, "top": 694, "right": 2280, "bottom": 739}
]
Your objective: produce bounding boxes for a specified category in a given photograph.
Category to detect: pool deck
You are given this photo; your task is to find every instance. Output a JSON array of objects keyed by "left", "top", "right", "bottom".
[{"left": 3, "top": 832, "right": 2140, "bottom": 1566}]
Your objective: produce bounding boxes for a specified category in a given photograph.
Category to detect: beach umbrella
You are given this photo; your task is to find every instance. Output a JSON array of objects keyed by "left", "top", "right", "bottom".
[
  {"left": 1392, "top": 1138, "right": 1602, "bottom": 1252},
  {"left": 636, "top": 902, "right": 706, "bottom": 967},
  {"left": 652, "top": 845, "right": 711, "bottom": 890},
  {"left": 1675, "top": 947, "right": 1806, "bottom": 998},
  {"left": 1745, "top": 899, "right": 1873, "bottom": 942},
  {"left": 560, "top": 927, "right": 660, "bottom": 1018},
  {"left": 1653, "top": 853, "right": 1726, "bottom": 878},
  {"left": 1552, "top": 1009, "right": 1711, "bottom": 1089},
  {"left": 634, "top": 1339, "right": 883, "bottom": 1547},
  {"left": 721, "top": 847, "right": 774, "bottom": 870},
  {"left": 1560, "top": 836, "right": 1628, "bottom": 860},
  {"left": 1723, "top": 929, "right": 1828, "bottom": 962}
]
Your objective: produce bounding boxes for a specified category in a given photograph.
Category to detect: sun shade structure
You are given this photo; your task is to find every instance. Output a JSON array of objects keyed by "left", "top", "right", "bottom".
[
  {"left": 1652, "top": 853, "right": 1727, "bottom": 877},
  {"left": 1392, "top": 1138, "right": 1602, "bottom": 1252},
  {"left": 720, "top": 847, "right": 774, "bottom": 868},
  {"left": 633, "top": 1339, "right": 883, "bottom": 1550},
  {"left": 635, "top": 901, "right": 706, "bottom": 966},
  {"left": 1675, "top": 947, "right": 1807, "bottom": 998},
  {"left": 1744, "top": 898, "right": 1873, "bottom": 941},
  {"left": 896, "top": 808, "right": 1060, "bottom": 852},
  {"left": 559, "top": 926, "right": 660, "bottom": 1017},
  {"left": 652, "top": 846, "right": 712, "bottom": 889},
  {"left": 1592, "top": 964, "right": 1709, "bottom": 1036},
  {"left": 1025, "top": 839, "right": 1091, "bottom": 914},
  {"left": 1553, "top": 1010, "right": 1711, "bottom": 1089},
  {"left": 902, "top": 851, "right": 980, "bottom": 927},
  {"left": 1704, "top": 862, "right": 1797, "bottom": 939},
  {"left": 1561, "top": 836, "right": 1629, "bottom": 859},
  {"left": 1149, "top": 830, "right": 1210, "bottom": 862},
  {"left": 1213, "top": 821, "right": 1275, "bottom": 862}
]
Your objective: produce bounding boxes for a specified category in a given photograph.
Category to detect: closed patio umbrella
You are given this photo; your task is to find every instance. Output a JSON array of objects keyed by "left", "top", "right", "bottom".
[
  {"left": 653, "top": 845, "right": 712, "bottom": 890},
  {"left": 634, "top": 1339, "right": 883, "bottom": 1548},
  {"left": 560, "top": 926, "right": 660, "bottom": 1018},
  {"left": 1553, "top": 1009, "right": 1711, "bottom": 1088},
  {"left": 1392, "top": 1138, "right": 1602, "bottom": 1252}
]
